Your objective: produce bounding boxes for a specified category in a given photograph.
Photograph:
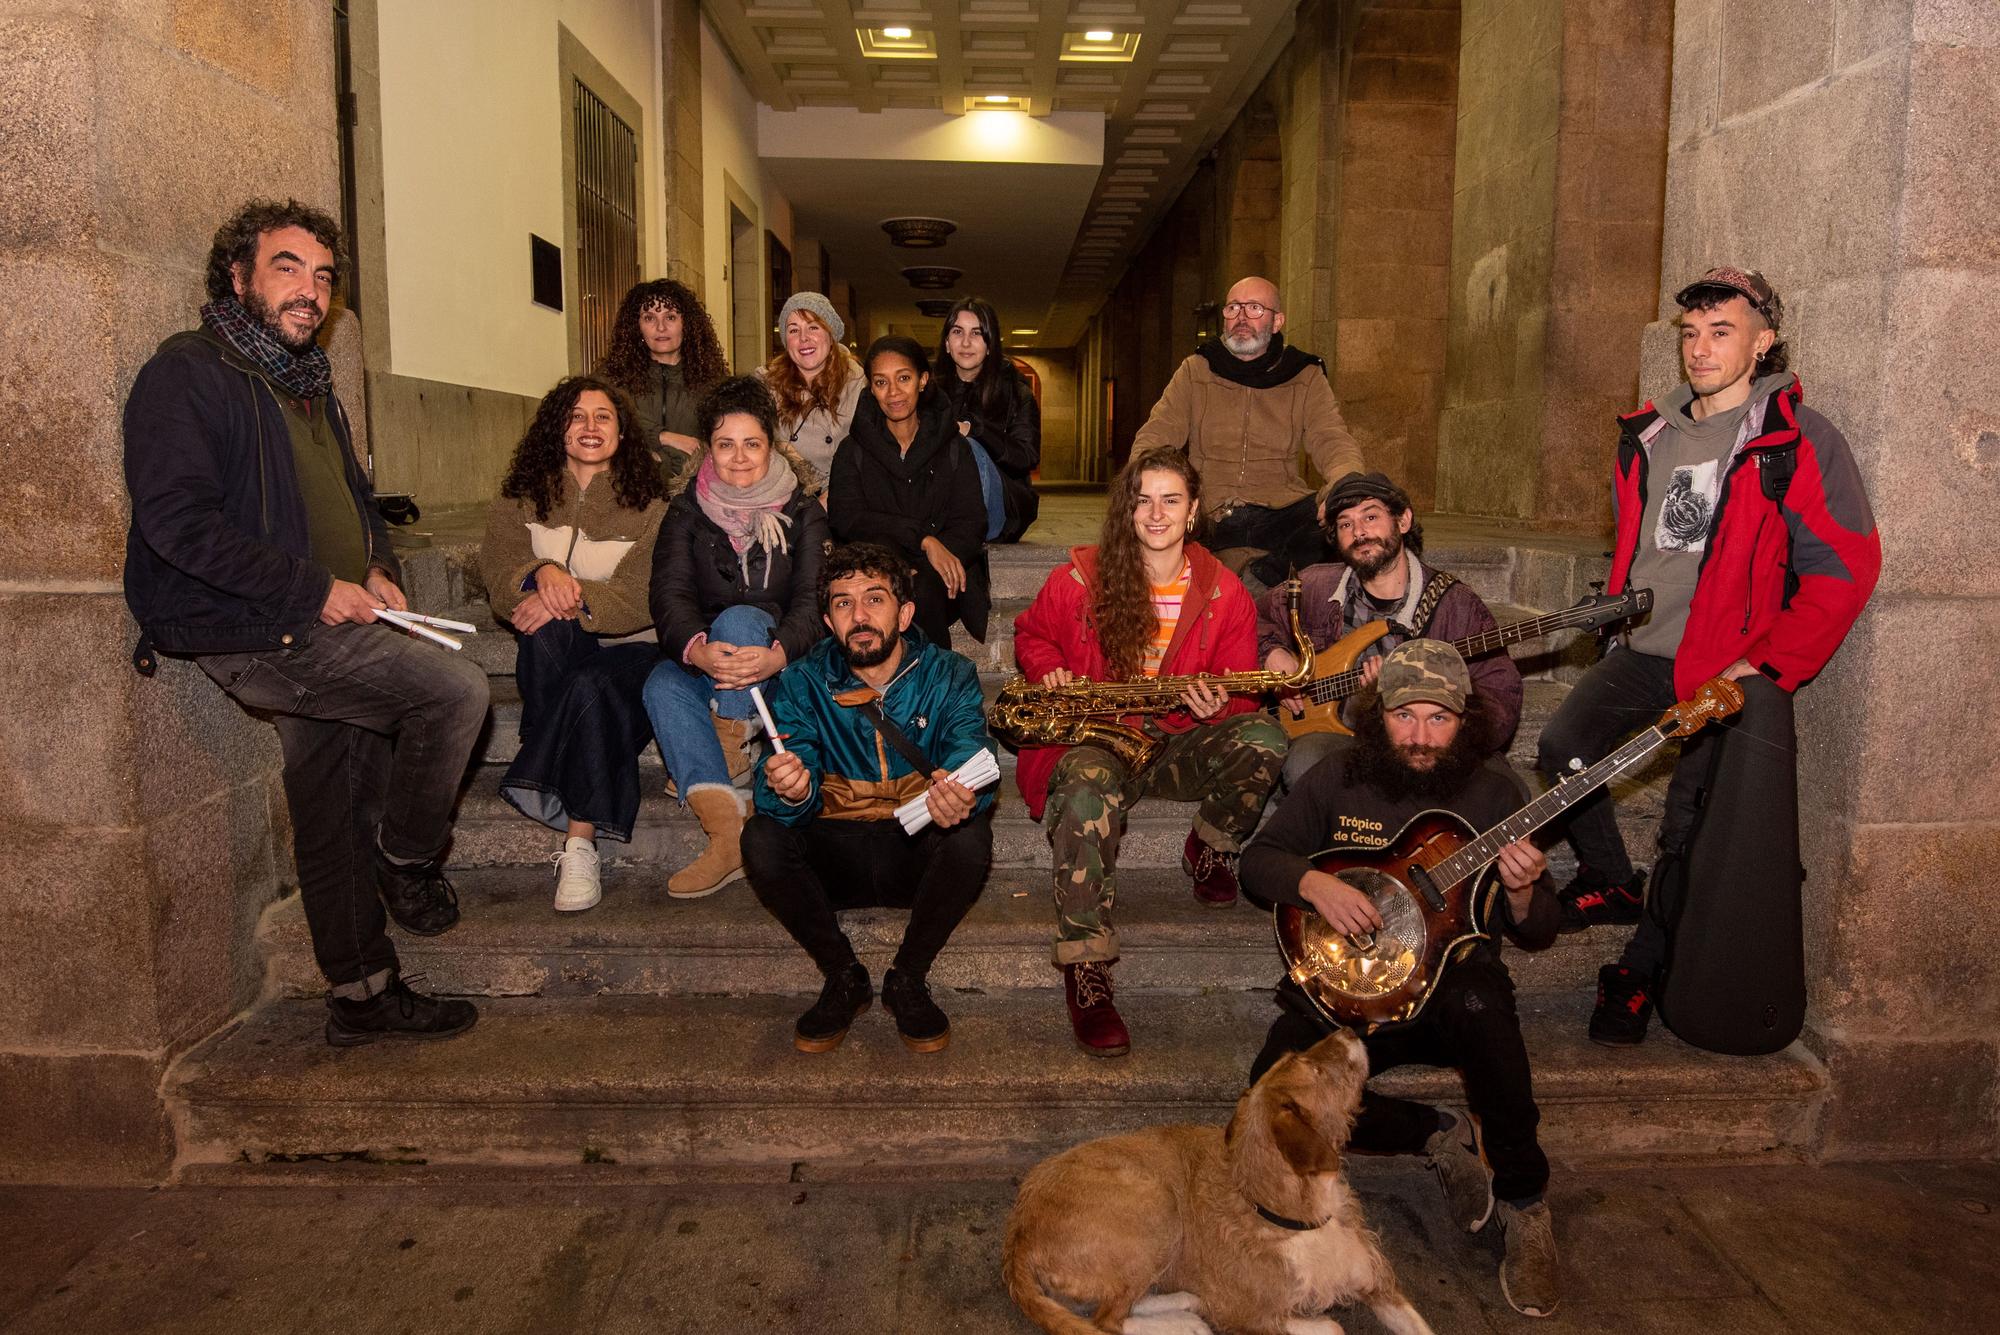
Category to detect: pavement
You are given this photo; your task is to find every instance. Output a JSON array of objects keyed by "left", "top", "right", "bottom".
[{"left": 4, "top": 1158, "right": 1996, "bottom": 1333}]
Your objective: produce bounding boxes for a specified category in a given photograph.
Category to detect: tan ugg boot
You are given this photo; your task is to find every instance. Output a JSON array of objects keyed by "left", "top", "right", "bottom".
[
  {"left": 713, "top": 714, "right": 754, "bottom": 783},
  {"left": 669, "top": 786, "right": 745, "bottom": 899}
]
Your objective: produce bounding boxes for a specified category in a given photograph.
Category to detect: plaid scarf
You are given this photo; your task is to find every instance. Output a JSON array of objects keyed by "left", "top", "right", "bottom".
[{"left": 201, "top": 298, "right": 333, "bottom": 400}]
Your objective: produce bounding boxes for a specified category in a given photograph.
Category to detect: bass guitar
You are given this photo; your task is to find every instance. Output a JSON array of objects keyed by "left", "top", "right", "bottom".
[
  {"left": 1274, "top": 676, "right": 1743, "bottom": 1034},
  {"left": 1278, "top": 589, "right": 1652, "bottom": 739}
]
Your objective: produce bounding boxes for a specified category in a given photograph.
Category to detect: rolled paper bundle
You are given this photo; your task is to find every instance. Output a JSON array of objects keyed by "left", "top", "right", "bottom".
[{"left": 894, "top": 748, "right": 1001, "bottom": 835}]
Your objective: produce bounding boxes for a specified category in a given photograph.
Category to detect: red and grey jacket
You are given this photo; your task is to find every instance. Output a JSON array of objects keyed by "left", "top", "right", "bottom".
[{"left": 1608, "top": 377, "right": 1879, "bottom": 696}]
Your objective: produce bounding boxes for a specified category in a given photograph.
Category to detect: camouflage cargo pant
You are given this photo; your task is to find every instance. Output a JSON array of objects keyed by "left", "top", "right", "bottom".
[{"left": 1044, "top": 713, "right": 1288, "bottom": 965}]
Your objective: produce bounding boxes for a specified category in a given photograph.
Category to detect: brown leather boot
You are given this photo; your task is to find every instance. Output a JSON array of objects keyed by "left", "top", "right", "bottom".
[
  {"left": 668, "top": 787, "right": 745, "bottom": 899},
  {"left": 1063, "top": 961, "right": 1131, "bottom": 1058},
  {"left": 713, "top": 714, "right": 754, "bottom": 783}
]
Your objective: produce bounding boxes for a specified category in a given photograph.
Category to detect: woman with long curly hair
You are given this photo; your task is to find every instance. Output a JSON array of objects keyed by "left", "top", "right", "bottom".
[
  {"left": 595, "top": 278, "right": 728, "bottom": 489},
  {"left": 1010, "top": 448, "right": 1288, "bottom": 1056},
  {"left": 478, "top": 375, "right": 670, "bottom": 913},
  {"left": 828, "top": 334, "right": 990, "bottom": 646},
  {"left": 755, "top": 292, "right": 860, "bottom": 495},
  {"left": 933, "top": 296, "right": 1040, "bottom": 542},
  {"left": 643, "top": 376, "right": 828, "bottom": 898}
]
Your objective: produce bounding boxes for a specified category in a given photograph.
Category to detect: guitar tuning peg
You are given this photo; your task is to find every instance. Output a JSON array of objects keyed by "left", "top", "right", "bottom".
[
  {"left": 1568, "top": 757, "right": 1585, "bottom": 772},
  {"left": 1587, "top": 579, "right": 1605, "bottom": 593}
]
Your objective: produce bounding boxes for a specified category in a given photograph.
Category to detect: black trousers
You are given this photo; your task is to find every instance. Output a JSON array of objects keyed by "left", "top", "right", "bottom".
[
  {"left": 1250, "top": 954, "right": 1549, "bottom": 1203},
  {"left": 1212, "top": 496, "right": 1333, "bottom": 587},
  {"left": 502, "top": 618, "right": 658, "bottom": 842},
  {"left": 742, "top": 808, "right": 994, "bottom": 979},
  {"left": 1534, "top": 648, "right": 1796, "bottom": 975}
]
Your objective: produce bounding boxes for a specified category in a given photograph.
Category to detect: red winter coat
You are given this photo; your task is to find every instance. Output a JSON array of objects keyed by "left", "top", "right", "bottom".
[
  {"left": 1011, "top": 542, "right": 1260, "bottom": 819},
  {"left": 1609, "top": 377, "right": 1879, "bottom": 697}
]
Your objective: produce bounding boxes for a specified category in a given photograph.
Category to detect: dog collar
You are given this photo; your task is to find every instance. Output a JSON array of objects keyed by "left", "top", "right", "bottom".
[{"left": 1254, "top": 1202, "right": 1330, "bottom": 1231}]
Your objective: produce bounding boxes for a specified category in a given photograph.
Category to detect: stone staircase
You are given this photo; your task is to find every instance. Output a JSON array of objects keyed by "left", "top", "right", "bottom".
[{"left": 164, "top": 507, "right": 1826, "bottom": 1181}]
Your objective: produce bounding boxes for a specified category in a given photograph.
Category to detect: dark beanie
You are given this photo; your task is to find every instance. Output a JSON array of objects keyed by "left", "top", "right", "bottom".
[{"left": 1320, "top": 471, "right": 1412, "bottom": 520}]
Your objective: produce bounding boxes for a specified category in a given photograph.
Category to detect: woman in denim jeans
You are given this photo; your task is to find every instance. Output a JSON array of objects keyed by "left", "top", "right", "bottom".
[
  {"left": 646, "top": 376, "right": 828, "bottom": 898},
  {"left": 479, "top": 376, "right": 669, "bottom": 913}
]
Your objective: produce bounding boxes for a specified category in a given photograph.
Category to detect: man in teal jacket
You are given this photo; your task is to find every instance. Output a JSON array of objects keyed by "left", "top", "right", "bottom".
[{"left": 746, "top": 542, "right": 997, "bottom": 1055}]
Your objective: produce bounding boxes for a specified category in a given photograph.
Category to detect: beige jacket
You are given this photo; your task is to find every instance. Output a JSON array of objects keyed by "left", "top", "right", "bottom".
[
  {"left": 758, "top": 360, "right": 862, "bottom": 491},
  {"left": 1131, "top": 351, "right": 1362, "bottom": 509},
  {"left": 478, "top": 473, "right": 666, "bottom": 639}
]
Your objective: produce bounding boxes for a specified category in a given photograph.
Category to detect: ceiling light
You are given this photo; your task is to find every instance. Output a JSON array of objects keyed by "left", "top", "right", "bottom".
[
  {"left": 1011, "top": 329, "right": 1039, "bottom": 336},
  {"left": 1061, "top": 30, "right": 1140, "bottom": 62},
  {"left": 884, "top": 26, "right": 912, "bottom": 39},
  {"left": 858, "top": 27, "right": 935, "bottom": 58},
  {"left": 985, "top": 94, "right": 1008, "bottom": 103},
  {"left": 901, "top": 265, "right": 963, "bottom": 291},
  {"left": 881, "top": 217, "right": 958, "bottom": 248},
  {"left": 1085, "top": 30, "right": 1114, "bottom": 42}
]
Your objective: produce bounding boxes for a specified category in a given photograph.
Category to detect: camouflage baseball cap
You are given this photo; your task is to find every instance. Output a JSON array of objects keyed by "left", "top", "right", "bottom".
[{"left": 1378, "top": 639, "right": 1469, "bottom": 713}]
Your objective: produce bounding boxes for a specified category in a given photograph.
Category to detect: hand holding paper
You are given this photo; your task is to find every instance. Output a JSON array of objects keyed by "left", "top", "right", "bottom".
[{"left": 895, "top": 749, "right": 1001, "bottom": 835}]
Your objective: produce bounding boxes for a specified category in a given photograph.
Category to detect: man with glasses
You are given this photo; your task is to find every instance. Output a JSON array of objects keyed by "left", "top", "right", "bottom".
[{"left": 1131, "top": 276, "right": 1363, "bottom": 589}]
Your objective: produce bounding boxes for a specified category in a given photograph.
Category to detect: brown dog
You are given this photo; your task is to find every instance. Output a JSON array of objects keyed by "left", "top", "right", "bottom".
[{"left": 1002, "top": 1029, "right": 1432, "bottom": 1335}]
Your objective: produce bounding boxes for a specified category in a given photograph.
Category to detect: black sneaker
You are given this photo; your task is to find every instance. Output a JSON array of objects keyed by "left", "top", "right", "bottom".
[
  {"left": 1558, "top": 866, "right": 1646, "bottom": 933},
  {"left": 325, "top": 974, "right": 478, "bottom": 1047},
  {"left": 795, "top": 962, "right": 872, "bottom": 1054},
  {"left": 1589, "top": 963, "right": 1653, "bottom": 1046},
  {"left": 374, "top": 847, "right": 462, "bottom": 937},
  {"left": 881, "top": 967, "right": 950, "bottom": 1053}
]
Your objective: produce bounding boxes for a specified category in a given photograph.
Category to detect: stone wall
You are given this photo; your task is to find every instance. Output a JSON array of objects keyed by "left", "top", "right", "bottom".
[
  {"left": 662, "top": 0, "right": 705, "bottom": 293},
  {"left": 1649, "top": 0, "right": 2000, "bottom": 1158},
  {"left": 0, "top": 0, "right": 343, "bottom": 1181}
]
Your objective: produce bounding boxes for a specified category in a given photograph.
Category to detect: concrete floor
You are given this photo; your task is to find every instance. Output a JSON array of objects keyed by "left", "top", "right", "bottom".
[{"left": 4, "top": 1159, "right": 1995, "bottom": 1333}]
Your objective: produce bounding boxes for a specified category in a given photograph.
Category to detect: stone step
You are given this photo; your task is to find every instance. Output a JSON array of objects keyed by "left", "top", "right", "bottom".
[
  {"left": 166, "top": 990, "right": 1824, "bottom": 1178},
  {"left": 260, "top": 865, "right": 1625, "bottom": 1001}
]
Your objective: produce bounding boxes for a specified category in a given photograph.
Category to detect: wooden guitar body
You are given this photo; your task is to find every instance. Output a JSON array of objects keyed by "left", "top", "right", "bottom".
[
  {"left": 1278, "top": 620, "right": 1390, "bottom": 740},
  {"left": 1273, "top": 809, "right": 1498, "bottom": 1034}
]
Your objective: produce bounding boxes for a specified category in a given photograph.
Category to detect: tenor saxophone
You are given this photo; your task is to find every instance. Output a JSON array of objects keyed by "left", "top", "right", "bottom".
[{"left": 989, "top": 579, "right": 1315, "bottom": 771}]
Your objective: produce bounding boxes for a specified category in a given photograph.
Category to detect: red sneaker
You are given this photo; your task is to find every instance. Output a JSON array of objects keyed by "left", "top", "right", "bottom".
[
  {"left": 1183, "top": 828, "right": 1240, "bottom": 907},
  {"left": 1063, "top": 962, "right": 1131, "bottom": 1058}
]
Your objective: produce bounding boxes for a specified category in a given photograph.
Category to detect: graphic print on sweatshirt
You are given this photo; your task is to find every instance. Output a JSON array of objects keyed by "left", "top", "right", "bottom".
[{"left": 1654, "top": 459, "right": 1720, "bottom": 553}]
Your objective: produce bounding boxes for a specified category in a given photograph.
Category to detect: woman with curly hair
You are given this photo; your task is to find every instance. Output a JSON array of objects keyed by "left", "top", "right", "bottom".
[
  {"left": 643, "top": 376, "right": 828, "bottom": 898},
  {"left": 755, "top": 292, "right": 860, "bottom": 495},
  {"left": 934, "top": 296, "right": 1041, "bottom": 542},
  {"left": 479, "top": 375, "right": 670, "bottom": 912},
  {"left": 595, "top": 278, "right": 728, "bottom": 489},
  {"left": 1010, "top": 448, "right": 1288, "bottom": 1056},
  {"left": 829, "top": 335, "right": 990, "bottom": 646}
]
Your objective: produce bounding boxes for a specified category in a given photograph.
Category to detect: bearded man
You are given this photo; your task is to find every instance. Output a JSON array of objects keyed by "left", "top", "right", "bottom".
[
  {"left": 123, "top": 199, "right": 489, "bottom": 1046},
  {"left": 743, "top": 542, "right": 997, "bottom": 1055},
  {"left": 1130, "top": 276, "right": 1363, "bottom": 588},
  {"left": 1242, "top": 639, "right": 1562, "bottom": 1318},
  {"left": 1258, "top": 471, "right": 1524, "bottom": 792}
]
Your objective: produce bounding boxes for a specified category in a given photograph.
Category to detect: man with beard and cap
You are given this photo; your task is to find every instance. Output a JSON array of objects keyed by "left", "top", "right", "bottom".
[
  {"left": 743, "top": 541, "right": 997, "bottom": 1055},
  {"left": 1535, "top": 267, "right": 1878, "bottom": 1053},
  {"left": 1242, "top": 639, "right": 1563, "bottom": 1319},
  {"left": 122, "top": 199, "right": 490, "bottom": 1047},
  {"left": 1130, "top": 276, "right": 1363, "bottom": 589},
  {"left": 1257, "top": 471, "right": 1523, "bottom": 792}
]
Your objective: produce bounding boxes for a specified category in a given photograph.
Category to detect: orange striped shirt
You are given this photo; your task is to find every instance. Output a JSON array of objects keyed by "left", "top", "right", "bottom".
[{"left": 1141, "top": 560, "right": 1192, "bottom": 677}]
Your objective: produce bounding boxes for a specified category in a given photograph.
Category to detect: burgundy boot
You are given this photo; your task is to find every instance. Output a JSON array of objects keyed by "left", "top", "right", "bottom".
[
  {"left": 1063, "top": 961, "right": 1131, "bottom": 1058},
  {"left": 1183, "top": 828, "right": 1240, "bottom": 907}
]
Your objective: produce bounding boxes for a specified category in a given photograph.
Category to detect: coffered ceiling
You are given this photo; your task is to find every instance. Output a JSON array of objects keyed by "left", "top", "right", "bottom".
[{"left": 704, "top": 0, "right": 1297, "bottom": 347}]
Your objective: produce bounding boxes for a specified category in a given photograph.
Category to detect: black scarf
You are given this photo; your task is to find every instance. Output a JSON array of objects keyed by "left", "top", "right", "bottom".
[
  {"left": 1197, "top": 333, "right": 1324, "bottom": 391},
  {"left": 201, "top": 298, "right": 334, "bottom": 400}
]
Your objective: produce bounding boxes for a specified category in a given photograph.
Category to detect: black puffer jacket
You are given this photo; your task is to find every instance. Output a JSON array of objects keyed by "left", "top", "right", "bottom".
[
  {"left": 937, "top": 367, "right": 1041, "bottom": 541},
  {"left": 650, "top": 482, "right": 828, "bottom": 664},
  {"left": 123, "top": 327, "right": 397, "bottom": 662},
  {"left": 829, "top": 396, "right": 991, "bottom": 640}
]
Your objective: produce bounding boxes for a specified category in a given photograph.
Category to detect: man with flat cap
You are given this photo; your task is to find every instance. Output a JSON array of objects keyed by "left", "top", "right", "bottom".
[
  {"left": 1257, "top": 470, "right": 1523, "bottom": 792},
  {"left": 1535, "top": 266, "right": 1879, "bottom": 1053},
  {"left": 1243, "top": 638, "right": 1563, "bottom": 1318}
]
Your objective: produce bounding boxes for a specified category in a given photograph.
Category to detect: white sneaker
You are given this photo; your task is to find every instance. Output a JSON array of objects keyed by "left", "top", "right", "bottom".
[{"left": 551, "top": 836, "right": 601, "bottom": 912}]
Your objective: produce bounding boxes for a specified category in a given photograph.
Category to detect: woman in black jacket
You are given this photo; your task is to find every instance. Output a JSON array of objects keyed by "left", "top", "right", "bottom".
[
  {"left": 829, "top": 336, "right": 990, "bottom": 645},
  {"left": 934, "top": 296, "right": 1041, "bottom": 542},
  {"left": 645, "top": 377, "right": 828, "bottom": 899}
]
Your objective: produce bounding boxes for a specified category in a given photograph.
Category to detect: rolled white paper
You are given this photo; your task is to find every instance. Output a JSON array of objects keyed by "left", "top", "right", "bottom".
[{"left": 749, "top": 685, "right": 786, "bottom": 754}]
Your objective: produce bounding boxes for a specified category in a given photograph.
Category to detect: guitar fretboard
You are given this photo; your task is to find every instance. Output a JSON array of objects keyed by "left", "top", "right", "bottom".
[
  {"left": 1429, "top": 726, "right": 1671, "bottom": 886},
  {"left": 1305, "top": 603, "right": 1617, "bottom": 706}
]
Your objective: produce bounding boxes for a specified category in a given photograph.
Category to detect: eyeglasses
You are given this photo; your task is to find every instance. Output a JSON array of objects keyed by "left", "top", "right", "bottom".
[{"left": 1221, "top": 301, "right": 1273, "bottom": 320}]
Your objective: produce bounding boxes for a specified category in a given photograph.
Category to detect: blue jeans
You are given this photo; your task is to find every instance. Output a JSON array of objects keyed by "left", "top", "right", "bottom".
[
  {"left": 965, "top": 436, "right": 1007, "bottom": 542},
  {"left": 642, "top": 605, "right": 776, "bottom": 800}
]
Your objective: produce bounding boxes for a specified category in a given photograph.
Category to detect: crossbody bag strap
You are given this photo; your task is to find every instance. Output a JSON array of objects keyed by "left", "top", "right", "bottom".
[{"left": 856, "top": 699, "right": 935, "bottom": 776}]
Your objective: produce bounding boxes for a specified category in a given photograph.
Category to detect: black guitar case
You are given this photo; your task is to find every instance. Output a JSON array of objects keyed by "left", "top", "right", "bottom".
[{"left": 1652, "top": 676, "right": 1803, "bottom": 1054}]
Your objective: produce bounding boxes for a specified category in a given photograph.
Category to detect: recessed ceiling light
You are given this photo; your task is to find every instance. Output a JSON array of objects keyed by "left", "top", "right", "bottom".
[
  {"left": 985, "top": 94, "right": 1009, "bottom": 103},
  {"left": 1085, "top": 30, "right": 1115, "bottom": 42},
  {"left": 1012, "top": 328, "right": 1039, "bottom": 335},
  {"left": 884, "top": 26, "right": 912, "bottom": 39}
]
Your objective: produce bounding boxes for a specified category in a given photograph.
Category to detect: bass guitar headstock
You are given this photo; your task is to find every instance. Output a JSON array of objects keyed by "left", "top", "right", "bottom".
[
  {"left": 1656, "top": 676, "right": 1746, "bottom": 738},
  {"left": 1571, "top": 586, "right": 1654, "bottom": 631}
]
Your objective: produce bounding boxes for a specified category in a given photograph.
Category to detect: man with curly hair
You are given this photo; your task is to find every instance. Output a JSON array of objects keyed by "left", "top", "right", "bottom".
[
  {"left": 1012, "top": 449, "right": 1288, "bottom": 1057},
  {"left": 1536, "top": 267, "right": 1880, "bottom": 1052},
  {"left": 123, "top": 198, "right": 490, "bottom": 1047},
  {"left": 594, "top": 277, "right": 729, "bottom": 488}
]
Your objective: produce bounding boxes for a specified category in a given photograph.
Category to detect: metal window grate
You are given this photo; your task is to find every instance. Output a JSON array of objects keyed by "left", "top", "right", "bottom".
[{"left": 573, "top": 81, "right": 639, "bottom": 372}]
